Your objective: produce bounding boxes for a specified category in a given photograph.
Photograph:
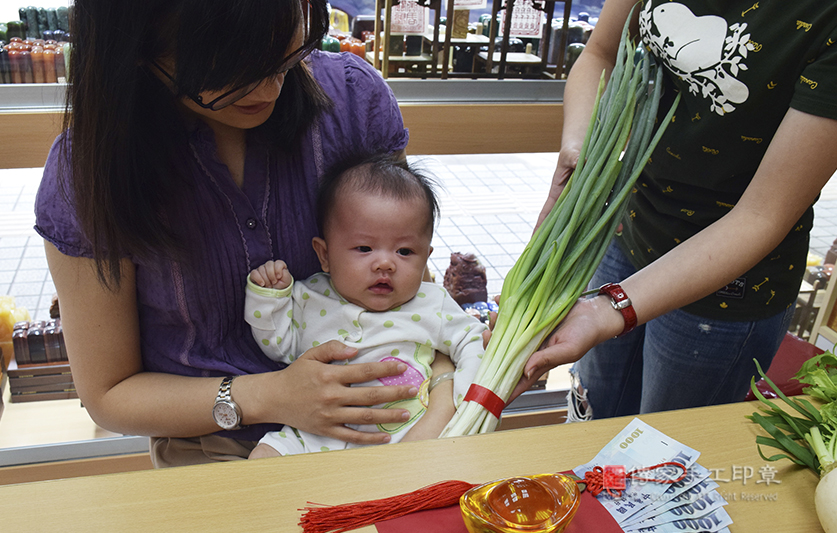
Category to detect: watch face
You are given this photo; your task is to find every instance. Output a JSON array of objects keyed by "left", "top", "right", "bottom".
[{"left": 213, "top": 401, "right": 239, "bottom": 430}]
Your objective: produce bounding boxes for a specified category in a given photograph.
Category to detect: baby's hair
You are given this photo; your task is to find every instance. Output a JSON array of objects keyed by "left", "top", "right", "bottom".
[{"left": 317, "top": 154, "right": 441, "bottom": 236}]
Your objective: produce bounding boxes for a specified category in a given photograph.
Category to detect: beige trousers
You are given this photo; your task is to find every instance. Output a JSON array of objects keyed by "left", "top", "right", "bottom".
[{"left": 149, "top": 435, "right": 259, "bottom": 468}]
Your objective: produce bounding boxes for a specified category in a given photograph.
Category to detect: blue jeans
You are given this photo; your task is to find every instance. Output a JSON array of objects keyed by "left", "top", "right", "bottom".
[{"left": 571, "top": 241, "right": 795, "bottom": 419}]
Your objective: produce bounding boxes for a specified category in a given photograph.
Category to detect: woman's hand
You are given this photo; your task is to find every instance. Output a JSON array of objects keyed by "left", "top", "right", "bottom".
[
  {"left": 536, "top": 147, "right": 580, "bottom": 231},
  {"left": 536, "top": 0, "right": 640, "bottom": 232},
  {"left": 480, "top": 294, "right": 500, "bottom": 347},
  {"left": 258, "top": 340, "right": 419, "bottom": 446},
  {"left": 506, "top": 294, "right": 624, "bottom": 402}
]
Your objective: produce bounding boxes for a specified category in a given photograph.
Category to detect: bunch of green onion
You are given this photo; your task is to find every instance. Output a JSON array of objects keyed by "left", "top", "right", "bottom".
[
  {"left": 441, "top": 21, "right": 680, "bottom": 437},
  {"left": 749, "top": 356, "right": 837, "bottom": 474},
  {"left": 748, "top": 354, "right": 837, "bottom": 531}
]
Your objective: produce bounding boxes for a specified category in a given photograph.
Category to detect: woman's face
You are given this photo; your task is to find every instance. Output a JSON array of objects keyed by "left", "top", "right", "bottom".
[
  {"left": 154, "top": 30, "right": 304, "bottom": 131},
  {"left": 179, "top": 74, "right": 285, "bottom": 130}
]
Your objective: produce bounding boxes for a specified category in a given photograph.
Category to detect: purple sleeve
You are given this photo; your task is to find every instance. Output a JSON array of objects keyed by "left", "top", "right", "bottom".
[
  {"left": 33, "top": 134, "right": 95, "bottom": 259},
  {"left": 310, "top": 51, "right": 409, "bottom": 164}
]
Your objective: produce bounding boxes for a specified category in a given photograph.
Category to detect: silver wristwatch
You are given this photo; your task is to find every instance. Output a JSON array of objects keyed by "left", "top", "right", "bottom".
[{"left": 212, "top": 376, "right": 243, "bottom": 430}]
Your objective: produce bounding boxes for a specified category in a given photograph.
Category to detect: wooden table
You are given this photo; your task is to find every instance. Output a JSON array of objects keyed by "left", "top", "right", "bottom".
[{"left": 0, "top": 401, "right": 822, "bottom": 532}]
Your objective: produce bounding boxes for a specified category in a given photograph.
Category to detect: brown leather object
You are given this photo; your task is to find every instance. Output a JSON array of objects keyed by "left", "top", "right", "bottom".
[
  {"left": 49, "top": 293, "right": 60, "bottom": 319},
  {"left": 443, "top": 252, "right": 488, "bottom": 306}
]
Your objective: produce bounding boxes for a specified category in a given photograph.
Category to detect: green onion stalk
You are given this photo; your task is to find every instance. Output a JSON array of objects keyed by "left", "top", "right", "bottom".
[
  {"left": 748, "top": 356, "right": 837, "bottom": 475},
  {"left": 441, "top": 20, "right": 681, "bottom": 437}
]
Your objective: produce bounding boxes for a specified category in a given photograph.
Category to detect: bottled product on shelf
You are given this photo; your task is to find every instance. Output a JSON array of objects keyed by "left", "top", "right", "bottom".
[
  {"left": 13, "top": 319, "right": 68, "bottom": 366},
  {"left": 1, "top": 4, "right": 71, "bottom": 84},
  {"left": 7, "top": 317, "right": 76, "bottom": 404},
  {"left": 1, "top": 37, "right": 70, "bottom": 84},
  {"left": 321, "top": 31, "right": 367, "bottom": 59}
]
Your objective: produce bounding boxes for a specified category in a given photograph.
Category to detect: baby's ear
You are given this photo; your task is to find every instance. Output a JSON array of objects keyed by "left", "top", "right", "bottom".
[{"left": 312, "top": 237, "right": 330, "bottom": 272}]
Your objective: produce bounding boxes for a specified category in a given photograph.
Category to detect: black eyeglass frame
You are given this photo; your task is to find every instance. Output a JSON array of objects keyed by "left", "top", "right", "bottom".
[{"left": 150, "top": 41, "right": 317, "bottom": 111}]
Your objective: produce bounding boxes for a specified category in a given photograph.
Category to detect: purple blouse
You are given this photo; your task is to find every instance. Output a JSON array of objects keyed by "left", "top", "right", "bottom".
[{"left": 34, "top": 51, "right": 409, "bottom": 440}]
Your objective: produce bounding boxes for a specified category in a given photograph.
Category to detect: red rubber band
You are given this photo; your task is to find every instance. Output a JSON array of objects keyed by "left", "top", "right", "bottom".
[{"left": 463, "top": 384, "right": 505, "bottom": 419}]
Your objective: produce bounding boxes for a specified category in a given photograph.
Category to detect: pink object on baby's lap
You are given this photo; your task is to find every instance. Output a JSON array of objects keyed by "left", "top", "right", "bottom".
[{"left": 378, "top": 357, "right": 426, "bottom": 390}]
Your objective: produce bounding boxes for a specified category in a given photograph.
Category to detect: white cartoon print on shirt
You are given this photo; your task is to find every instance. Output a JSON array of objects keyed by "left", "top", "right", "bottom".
[{"left": 639, "top": 2, "right": 752, "bottom": 115}]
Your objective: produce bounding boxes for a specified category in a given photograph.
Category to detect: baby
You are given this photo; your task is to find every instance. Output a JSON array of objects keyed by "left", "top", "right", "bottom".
[{"left": 244, "top": 155, "right": 487, "bottom": 458}]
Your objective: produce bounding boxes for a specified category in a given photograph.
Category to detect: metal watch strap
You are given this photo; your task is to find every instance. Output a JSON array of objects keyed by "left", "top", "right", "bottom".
[
  {"left": 217, "top": 376, "right": 235, "bottom": 403},
  {"left": 598, "top": 283, "right": 638, "bottom": 337},
  {"left": 213, "top": 376, "right": 243, "bottom": 430}
]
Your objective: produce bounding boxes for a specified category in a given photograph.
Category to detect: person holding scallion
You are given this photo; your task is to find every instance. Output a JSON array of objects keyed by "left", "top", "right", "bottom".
[{"left": 514, "top": 0, "right": 837, "bottom": 419}]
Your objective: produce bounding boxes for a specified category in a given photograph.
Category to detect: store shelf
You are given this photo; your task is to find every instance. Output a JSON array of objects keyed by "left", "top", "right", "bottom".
[
  {"left": 0, "top": 77, "right": 564, "bottom": 109},
  {"left": 0, "top": 83, "right": 65, "bottom": 112},
  {"left": 0, "top": 385, "right": 148, "bottom": 469}
]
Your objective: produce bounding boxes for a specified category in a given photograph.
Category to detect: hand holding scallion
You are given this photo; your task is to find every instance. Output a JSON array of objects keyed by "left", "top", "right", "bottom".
[{"left": 440, "top": 13, "right": 680, "bottom": 437}]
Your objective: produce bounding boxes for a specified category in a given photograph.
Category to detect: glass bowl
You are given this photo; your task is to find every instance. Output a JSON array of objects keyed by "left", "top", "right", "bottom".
[{"left": 460, "top": 473, "right": 581, "bottom": 533}]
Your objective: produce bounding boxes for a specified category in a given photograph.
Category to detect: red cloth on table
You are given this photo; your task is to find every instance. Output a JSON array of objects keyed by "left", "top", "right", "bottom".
[
  {"left": 376, "top": 472, "right": 622, "bottom": 533},
  {"left": 744, "top": 332, "right": 823, "bottom": 400}
]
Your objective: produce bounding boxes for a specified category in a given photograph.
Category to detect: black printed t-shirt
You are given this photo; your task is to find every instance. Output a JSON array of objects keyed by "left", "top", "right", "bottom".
[{"left": 617, "top": 0, "right": 837, "bottom": 320}]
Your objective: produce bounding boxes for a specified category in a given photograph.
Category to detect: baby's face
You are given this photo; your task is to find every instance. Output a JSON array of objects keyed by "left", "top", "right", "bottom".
[{"left": 314, "top": 190, "right": 433, "bottom": 312}]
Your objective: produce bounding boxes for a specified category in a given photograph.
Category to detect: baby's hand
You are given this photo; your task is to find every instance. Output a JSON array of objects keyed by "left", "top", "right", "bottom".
[{"left": 251, "top": 260, "right": 292, "bottom": 290}]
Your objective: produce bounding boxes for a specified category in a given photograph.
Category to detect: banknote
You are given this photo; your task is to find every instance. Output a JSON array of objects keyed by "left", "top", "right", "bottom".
[
  {"left": 621, "top": 465, "right": 719, "bottom": 526},
  {"left": 623, "top": 491, "right": 728, "bottom": 531},
  {"left": 573, "top": 418, "right": 732, "bottom": 532},
  {"left": 573, "top": 418, "right": 701, "bottom": 521},
  {"left": 630, "top": 507, "right": 733, "bottom": 532}
]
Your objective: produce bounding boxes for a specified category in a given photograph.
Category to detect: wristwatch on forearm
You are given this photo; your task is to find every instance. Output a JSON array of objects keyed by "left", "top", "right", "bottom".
[
  {"left": 598, "top": 283, "right": 637, "bottom": 337},
  {"left": 212, "top": 376, "right": 243, "bottom": 430}
]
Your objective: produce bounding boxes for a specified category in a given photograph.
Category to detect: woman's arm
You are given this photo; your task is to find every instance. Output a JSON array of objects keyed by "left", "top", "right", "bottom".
[
  {"left": 511, "top": 108, "right": 837, "bottom": 399},
  {"left": 536, "top": 0, "right": 640, "bottom": 228},
  {"left": 47, "top": 243, "right": 417, "bottom": 443}
]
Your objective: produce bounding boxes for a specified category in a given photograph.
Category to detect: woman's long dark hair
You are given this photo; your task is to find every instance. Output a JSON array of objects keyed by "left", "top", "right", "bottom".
[{"left": 64, "top": 0, "right": 330, "bottom": 288}]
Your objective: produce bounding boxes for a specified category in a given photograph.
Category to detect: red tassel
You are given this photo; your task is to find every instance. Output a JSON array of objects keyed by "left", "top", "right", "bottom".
[
  {"left": 583, "top": 462, "right": 687, "bottom": 498},
  {"left": 298, "top": 479, "right": 477, "bottom": 533}
]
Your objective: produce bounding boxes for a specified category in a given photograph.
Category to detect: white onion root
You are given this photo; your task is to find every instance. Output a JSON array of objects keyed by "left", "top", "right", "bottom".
[{"left": 817, "top": 466, "right": 837, "bottom": 533}]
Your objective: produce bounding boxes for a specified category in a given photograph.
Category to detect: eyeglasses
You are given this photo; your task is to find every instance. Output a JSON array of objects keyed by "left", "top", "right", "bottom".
[{"left": 151, "top": 41, "right": 316, "bottom": 111}]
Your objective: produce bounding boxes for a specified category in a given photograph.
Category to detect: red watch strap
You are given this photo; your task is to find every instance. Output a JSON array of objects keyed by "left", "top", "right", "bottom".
[{"left": 598, "top": 283, "right": 637, "bottom": 337}]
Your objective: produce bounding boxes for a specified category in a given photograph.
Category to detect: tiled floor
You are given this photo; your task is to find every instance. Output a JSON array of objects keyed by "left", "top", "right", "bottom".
[
  {"left": 419, "top": 153, "right": 557, "bottom": 293},
  {"left": 0, "top": 153, "right": 558, "bottom": 323},
  {"left": 3, "top": 153, "right": 837, "bottom": 324},
  {"left": 1, "top": 167, "right": 54, "bottom": 322}
]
